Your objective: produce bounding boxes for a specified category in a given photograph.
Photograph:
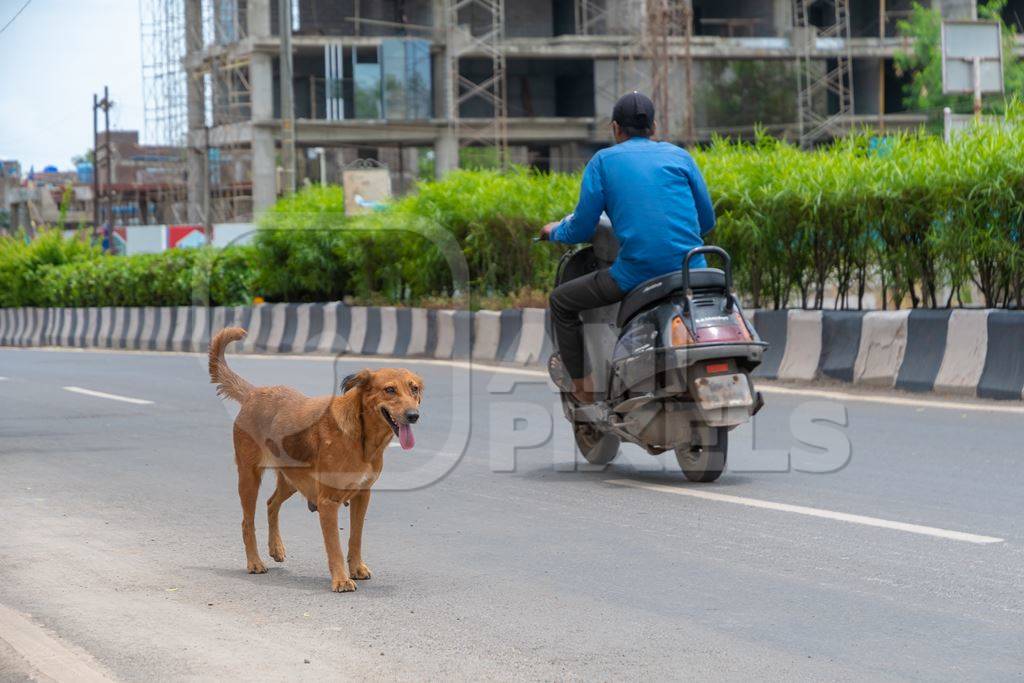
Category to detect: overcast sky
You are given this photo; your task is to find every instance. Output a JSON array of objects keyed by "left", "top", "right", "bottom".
[{"left": 0, "top": 0, "right": 144, "bottom": 172}]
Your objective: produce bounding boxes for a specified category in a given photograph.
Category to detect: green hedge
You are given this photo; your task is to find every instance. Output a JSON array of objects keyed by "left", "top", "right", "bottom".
[
  {"left": 256, "top": 116, "right": 1024, "bottom": 309},
  {"left": 253, "top": 171, "right": 579, "bottom": 302},
  {"left": 700, "top": 121, "right": 1024, "bottom": 309},
  {"left": 5, "top": 113, "right": 1024, "bottom": 310},
  {"left": 0, "top": 233, "right": 257, "bottom": 308}
]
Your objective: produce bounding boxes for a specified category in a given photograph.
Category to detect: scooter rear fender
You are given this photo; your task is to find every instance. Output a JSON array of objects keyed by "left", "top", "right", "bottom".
[{"left": 610, "top": 341, "right": 766, "bottom": 401}]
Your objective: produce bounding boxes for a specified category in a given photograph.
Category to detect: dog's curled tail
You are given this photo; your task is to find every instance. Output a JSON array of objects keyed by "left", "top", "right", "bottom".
[{"left": 209, "top": 327, "right": 254, "bottom": 403}]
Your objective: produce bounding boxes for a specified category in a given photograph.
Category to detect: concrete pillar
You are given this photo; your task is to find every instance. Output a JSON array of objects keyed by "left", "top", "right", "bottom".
[
  {"left": 401, "top": 146, "right": 420, "bottom": 192},
  {"left": 250, "top": 48, "right": 277, "bottom": 214},
  {"left": 433, "top": 0, "right": 458, "bottom": 177},
  {"left": 772, "top": 0, "right": 793, "bottom": 36},
  {"left": 432, "top": 0, "right": 450, "bottom": 119},
  {"left": 251, "top": 129, "right": 277, "bottom": 214},
  {"left": 434, "top": 129, "right": 459, "bottom": 178},
  {"left": 185, "top": 0, "right": 205, "bottom": 224},
  {"left": 248, "top": 0, "right": 272, "bottom": 37}
]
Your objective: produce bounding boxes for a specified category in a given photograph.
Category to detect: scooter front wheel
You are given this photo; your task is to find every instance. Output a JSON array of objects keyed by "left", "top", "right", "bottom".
[
  {"left": 574, "top": 422, "right": 620, "bottom": 466},
  {"left": 675, "top": 426, "right": 728, "bottom": 483}
]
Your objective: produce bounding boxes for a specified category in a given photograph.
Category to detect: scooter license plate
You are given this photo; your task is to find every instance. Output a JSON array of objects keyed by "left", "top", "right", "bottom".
[{"left": 693, "top": 373, "right": 752, "bottom": 411}]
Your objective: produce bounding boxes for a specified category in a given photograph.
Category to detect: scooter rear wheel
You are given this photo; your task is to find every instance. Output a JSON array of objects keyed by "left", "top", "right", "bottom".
[
  {"left": 675, "top": 427, "right": 728, "bottom": 483},
  {"left": 574, "top": 422, "right": 620, "bottom": 466}
]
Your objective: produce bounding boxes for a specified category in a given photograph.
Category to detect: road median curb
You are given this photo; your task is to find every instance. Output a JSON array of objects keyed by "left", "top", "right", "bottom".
[{"left": 1, "top": 304, "right": 1017, "bottom": 399}]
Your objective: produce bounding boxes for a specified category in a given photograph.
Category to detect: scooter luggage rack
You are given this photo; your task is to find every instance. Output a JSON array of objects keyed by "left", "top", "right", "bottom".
[{"left": 680, "top": 245, "right": 734, "bottom": 337}]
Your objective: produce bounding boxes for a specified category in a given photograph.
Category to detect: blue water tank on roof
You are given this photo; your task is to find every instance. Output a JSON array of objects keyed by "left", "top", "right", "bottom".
[{"left": 77, "top": 162, "right": 94, "bottom": 183}]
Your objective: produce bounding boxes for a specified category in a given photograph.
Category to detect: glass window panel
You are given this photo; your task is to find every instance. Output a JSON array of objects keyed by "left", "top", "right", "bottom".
[
  {"left": 382, "top": 40, "right": 406, "bottom": 120},
  {"left": 405, "top": 39, "right": 432, "bottom": 119},
  {"left": 353, "top": 47, "right": 381, "bottom": 119}
]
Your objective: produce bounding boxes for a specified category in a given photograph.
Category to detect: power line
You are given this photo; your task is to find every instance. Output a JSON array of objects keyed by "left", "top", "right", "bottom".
[{"left": 0, "top": 0, "right": 32, "bottom": 35}]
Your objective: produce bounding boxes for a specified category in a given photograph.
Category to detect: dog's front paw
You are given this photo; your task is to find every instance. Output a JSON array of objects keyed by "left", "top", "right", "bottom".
[
  {"left": 247, "top": 559, "right": 268, "bottom": 574},
  {"left": 331, "top": 577, "right": 357, "bottom": 592},
  {"left": 349, "top": 563, "right": 372, "bottom": 580},
  {"left": 268, "top": 541, "right": 286, "bottom": 563}
]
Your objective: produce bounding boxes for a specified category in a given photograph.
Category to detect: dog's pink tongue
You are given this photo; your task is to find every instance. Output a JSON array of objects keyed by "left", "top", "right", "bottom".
[{"left": 398, "top": 423, "right": 415, "bottom": 450}]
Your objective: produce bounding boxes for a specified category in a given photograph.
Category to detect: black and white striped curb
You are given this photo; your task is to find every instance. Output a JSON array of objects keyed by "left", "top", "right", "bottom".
[
  {"left": 0, "top": 305, "right": 552, "bottom": 367},
  {"left": 753, "top": 309, "right": 1024, "bottom": 400},
  {"left": 1, "top": 305, "right": 1017, "bottom": 399}
]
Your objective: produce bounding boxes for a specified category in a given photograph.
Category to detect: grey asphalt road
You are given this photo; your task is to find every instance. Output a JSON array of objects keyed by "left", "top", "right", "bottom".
[{"left": 0, "top": 347, "right": 1022, "bottom": 681}]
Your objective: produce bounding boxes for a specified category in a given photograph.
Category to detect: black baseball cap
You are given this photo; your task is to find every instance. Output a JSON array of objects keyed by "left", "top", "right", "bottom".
[{"left": 612, "top": 91, "right": 655, "bottom": 130}]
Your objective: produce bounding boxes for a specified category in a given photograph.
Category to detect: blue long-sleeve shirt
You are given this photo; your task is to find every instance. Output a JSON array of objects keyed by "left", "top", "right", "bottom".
[{"left": 551, "top": 136, "right": 716, "bottom": 293}]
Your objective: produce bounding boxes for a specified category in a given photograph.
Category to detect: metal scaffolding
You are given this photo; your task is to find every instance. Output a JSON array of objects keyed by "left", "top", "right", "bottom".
[
  {"left": 445, "top": 0, "right": 509, "bottom": 167},
  {"left": 142, "top": 1, "right": 254, "bottom": 132},
  {"left": 574, "top": 0, "right": 609, "bottom": 35},
  {"left": 589, "top": 0, "right": 692, "bottom": 145},
  {"left": 793, "top": 0, "right": 856, "bottom": 148},
  {"left": 140, "top": 0, "right": 188, "bottom": 146},
  {"left": 645, "top": 0, "right": 694, "bottom": 144}
]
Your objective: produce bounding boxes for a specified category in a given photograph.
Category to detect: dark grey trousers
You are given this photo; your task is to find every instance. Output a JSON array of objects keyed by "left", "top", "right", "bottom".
[{"left": 549, "top": 268, "right": 624, "bottom": 379}]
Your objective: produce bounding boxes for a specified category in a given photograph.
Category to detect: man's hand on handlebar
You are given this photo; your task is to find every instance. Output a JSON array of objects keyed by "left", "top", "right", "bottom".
[{"left": 539, "top": 221, "right": 559, "bottom": 242}]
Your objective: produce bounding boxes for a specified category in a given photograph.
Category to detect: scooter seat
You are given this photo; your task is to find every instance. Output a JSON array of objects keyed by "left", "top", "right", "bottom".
[{"left": 616, "top": 268, "right": 727, "bottom": 328}]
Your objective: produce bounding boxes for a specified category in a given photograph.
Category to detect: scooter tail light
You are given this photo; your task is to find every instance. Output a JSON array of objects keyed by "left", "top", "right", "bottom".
[
  {"left": 735, "top": 312, "right": 754, "bottom": 341},
  {"left": 671, "top": 316, "right": 693, "bottom": 346}
]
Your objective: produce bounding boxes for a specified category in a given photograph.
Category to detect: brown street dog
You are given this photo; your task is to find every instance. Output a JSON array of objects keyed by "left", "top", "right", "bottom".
[{"left": 208, "top": 327, "right": 424, "bottom": 592}]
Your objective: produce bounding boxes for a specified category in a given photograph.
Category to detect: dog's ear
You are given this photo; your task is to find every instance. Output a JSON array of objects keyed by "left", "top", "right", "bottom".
[{"left": 341, "top": 369, "right": 372, "bottom": 394}]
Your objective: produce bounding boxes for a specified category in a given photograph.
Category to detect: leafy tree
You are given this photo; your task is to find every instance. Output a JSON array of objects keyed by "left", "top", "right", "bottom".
[
  {"left": 700, "top": 60, "right": 797, "bottom": 130},
  {"left": 894, "top": 0, "right": 1024, "bottom": 116},
  {"left": 71, "top": 150, "right": 94, "bottom": 165}
]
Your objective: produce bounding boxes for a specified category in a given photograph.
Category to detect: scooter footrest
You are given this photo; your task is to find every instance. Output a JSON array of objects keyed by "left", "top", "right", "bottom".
[{"left": 547, "top": 353, "right": 575, "bottom": 393}]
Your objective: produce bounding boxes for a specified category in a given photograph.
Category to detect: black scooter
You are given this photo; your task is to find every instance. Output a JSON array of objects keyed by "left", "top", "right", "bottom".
[{"left": 544, "top": 219, "right": 766, "bottom": 482}]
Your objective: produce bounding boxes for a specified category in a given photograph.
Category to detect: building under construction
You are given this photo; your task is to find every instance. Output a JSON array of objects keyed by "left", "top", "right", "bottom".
[{"left": 138, "top": 0, "right": 996, "bottom": 224}]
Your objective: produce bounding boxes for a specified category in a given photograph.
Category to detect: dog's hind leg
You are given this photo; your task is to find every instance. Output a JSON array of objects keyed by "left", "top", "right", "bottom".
[
  {"left": 234, "top": 428, "right": 267, "bottom": 574},
  {"left": 347, "top": 490, "right": 372, "bottom": 580},
  {"left": 317, "top": 498, "right": 355, "bottom": 592},
  {"left": 266, "top": 472, "right": 295, "bottom": 563}
]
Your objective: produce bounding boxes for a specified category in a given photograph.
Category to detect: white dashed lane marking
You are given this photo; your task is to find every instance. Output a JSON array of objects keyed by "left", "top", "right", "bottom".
[{"left": 62, "top": 386, "right": 154, "bottom": 405}]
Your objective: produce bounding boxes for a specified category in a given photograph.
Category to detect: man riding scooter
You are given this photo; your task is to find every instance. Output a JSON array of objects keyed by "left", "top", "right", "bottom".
[{"left": 540, "top": 91, "right": 717, "bottom": 404}]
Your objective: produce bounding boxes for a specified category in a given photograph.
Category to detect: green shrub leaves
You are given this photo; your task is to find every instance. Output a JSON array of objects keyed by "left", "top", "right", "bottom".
[{"left": 0, "top": 230, "right": 257, "bottom": 308}]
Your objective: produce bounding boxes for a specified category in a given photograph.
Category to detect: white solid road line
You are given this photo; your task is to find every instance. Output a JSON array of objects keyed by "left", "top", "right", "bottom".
[
  {"left": 757, "top": 384, "right": 1024, "bottom": 415},
  {"left": 0, "top": 603, "right": 114, "bottom": 683},
  {"left": 607, "top": 479, "right": 1005, "bottom": 545},
  {"left": 63, "top": 386, "right": 154, "bottom": 405}
]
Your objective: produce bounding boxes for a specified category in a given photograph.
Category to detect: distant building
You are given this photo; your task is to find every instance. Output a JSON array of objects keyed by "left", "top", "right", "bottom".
[
  {"left": 93, "top": 130, "right": 188, "bottom": 226},
  {"left": 0, "top": 161, "right": 22, "bottom": 231},
  {"left": 3, "top": 131, "right": 195, "bottom": 232},
  {"left": 4, "top": 165, "right": 91, "bottom": 233}
]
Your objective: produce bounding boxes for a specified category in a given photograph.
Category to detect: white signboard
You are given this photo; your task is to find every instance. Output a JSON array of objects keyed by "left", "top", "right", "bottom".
[
  {"left": 941, "top": 21, "right": 1004, "bottom": 95},
  {"left": 125, "top": 225, "right": 167, "bottom": 255},
  {"left": 342, "top": 168, "right": 392, "bottom": 216}
]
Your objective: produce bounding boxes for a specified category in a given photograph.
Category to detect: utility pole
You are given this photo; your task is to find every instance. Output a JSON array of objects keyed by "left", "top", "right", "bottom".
[
  {"left": 92, "top": 87, "right": 113, "bottom": 237},
  {"left": 279, "top": 0, "right": 297, "bottom": 195},
  {"left": 878, "top": 0, "right": 886, "bottom": 131},
  {"left": 202, "top": 125, "right": 211, "bottom": 242},
  {"left": 92, "top": 94, "right": 99, "bottom": 230},
  {"left": 684, "top": 0, "right": 695, "bottom": 146}
]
